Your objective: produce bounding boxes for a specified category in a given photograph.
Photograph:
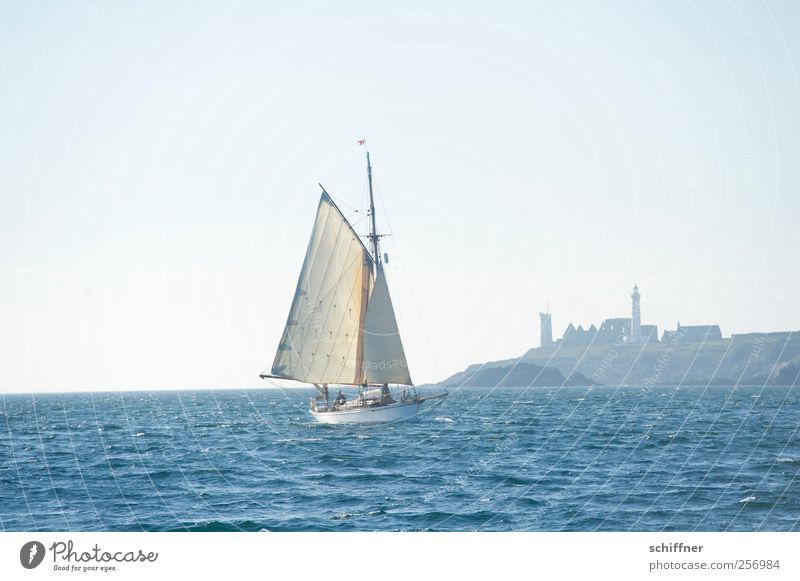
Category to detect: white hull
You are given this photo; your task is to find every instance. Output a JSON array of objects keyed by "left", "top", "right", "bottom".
[{"left": 310, "top": 401, "right": 421, "bottom": 424}]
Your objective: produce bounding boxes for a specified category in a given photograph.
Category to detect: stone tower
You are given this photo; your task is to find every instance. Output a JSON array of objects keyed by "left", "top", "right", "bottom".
[
  {"left": 631, "top": 284, "right": 641, "bottom": 339},
  {"left": 539, "top": 311, "right": 553, "bottom": 348}
]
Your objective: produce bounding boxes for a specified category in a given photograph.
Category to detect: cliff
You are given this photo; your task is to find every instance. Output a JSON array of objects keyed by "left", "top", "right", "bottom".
[
  {"left": 431, "top": 332, "right": 800, "bottom": 388},
  {"left": 436, "top": 361, "right": 597, "bottom": 388}
]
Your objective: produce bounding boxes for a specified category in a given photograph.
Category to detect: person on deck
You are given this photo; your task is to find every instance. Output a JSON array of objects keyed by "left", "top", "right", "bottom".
[
  {"left": 334, "top": 390, "right": 346, "bottom": 408},
  {"left": 321, "top": 384, "right": 329, "bottom": 402}
]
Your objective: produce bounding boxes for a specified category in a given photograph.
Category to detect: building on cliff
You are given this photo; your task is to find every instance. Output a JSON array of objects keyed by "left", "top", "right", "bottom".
[
  {"left": 661, "top": 323, "right": 722, "bottom": 343},
  {"left": 556, "top": 285, "right": 658, "bottom": 347}
]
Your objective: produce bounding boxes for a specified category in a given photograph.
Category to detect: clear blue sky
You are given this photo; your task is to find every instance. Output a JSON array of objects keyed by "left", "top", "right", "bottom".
[{"left": 1, "top": 1, "right": 799, "bottom": 392}]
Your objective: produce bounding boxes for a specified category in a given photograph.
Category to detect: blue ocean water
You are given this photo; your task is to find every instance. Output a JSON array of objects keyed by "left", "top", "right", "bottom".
[{"left": 1, "top": 386, "right": 798, "bottom": 531}]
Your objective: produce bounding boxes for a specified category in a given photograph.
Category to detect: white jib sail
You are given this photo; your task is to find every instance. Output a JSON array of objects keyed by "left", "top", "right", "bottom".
[
  {"left": 271, "top": 193, "right": 371, "bottom": 384},
  {"left": 362, "top": 265, "right": 413, "bottom": 385}
]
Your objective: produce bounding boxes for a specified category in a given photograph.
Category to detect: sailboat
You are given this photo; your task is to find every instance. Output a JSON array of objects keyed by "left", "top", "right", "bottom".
[{"left": 260, "top": 147, "right": 447, "bottom": 424}]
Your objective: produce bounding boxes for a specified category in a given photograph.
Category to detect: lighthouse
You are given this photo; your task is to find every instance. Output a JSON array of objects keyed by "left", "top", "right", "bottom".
[
  {"left": 539, "top": 310, "right": 553, "bottom": 348},
  {"left": 631, "top": 284, "right": 641, "bottom": 339},
  {"left": 622, "top": 283, "right": 650, "bottom": 343}
]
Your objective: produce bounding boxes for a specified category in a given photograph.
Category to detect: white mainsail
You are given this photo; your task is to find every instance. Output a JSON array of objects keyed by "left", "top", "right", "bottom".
[
  {"left": 363, "top": 265, "right": 412, "bottom": 385},
  {"left": 271, "top": 191, "right": 412, "bottom": 386},
  {"left": 271, "top": 193, "right": 372, "bottom": 384}
]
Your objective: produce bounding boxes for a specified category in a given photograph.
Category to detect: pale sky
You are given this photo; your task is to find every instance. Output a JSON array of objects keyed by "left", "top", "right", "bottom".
[{"left": 1, "top": 1, "right": 799, "bottom": 392}]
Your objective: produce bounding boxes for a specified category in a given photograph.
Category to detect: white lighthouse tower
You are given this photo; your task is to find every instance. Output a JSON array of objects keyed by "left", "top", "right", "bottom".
[
  {"left": 625, "top": 284, "right": 647, "bottom": 343},
  {"left": 539, "top": 310, "right": 553, "bottom": 348},
  {"left": 631, "top": 284, "right": 641, "bottom": 338}
]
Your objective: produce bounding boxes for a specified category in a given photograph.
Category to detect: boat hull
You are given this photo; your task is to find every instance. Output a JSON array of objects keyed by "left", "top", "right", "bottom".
[{"left": 310, "top": 401, "right": 421, "bottom": 424}]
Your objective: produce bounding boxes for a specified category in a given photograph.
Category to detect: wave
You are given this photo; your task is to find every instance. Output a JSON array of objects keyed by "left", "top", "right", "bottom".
[
  {"left": 4, "top": 386, "right": 800, "bottom": 532},
  {"left": 331, "top": 509, "right": 386, "bottom": 521},
  {"left": 166, "top": 520, "right": 265, "bottom": 532}
]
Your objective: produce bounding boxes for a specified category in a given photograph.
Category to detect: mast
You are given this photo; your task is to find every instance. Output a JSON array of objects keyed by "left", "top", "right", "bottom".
[
  {"left": 265, "top": 145, "right": 414, "bottom": 390},
  {"left": 366, "top": 151, "right": 380, "bottom": 267}
]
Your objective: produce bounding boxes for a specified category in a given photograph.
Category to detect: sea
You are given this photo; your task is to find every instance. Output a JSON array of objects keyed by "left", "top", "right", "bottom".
[{"left": 1, "top": 386, "right": 798, "bottom": 532}]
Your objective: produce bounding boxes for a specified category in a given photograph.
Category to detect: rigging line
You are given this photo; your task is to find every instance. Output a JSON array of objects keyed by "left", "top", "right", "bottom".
[
  {"left": 397, "top": 241, "right": 443, "bottom": 381},
  {"left": 327, "top": 190, "right": 370, "bottom": 246},
  {"left": 327, "top": 190, "right": 358, "bottom": 214},
  {"left": 329, "top": 188, "right": 372, "bottom": 257},
  {"left": 284, "top": 208, "right": 336, "bottom": 381},
  {"left": 361, "top": 171, "right": 368, "bottom": 229},
  {"left": 348, "top": 212, "right": 370, "bottom": 230},
  {"left": 368, "top": 173, "right": 430, "bottom": 385},
  {"left": 417, "top": 395, "right": 447, "bottom": 420},
  {"left": 371, "top": 173, "right": 394, "bottom": 236},
  {"left": 299, "top": 227, "right": 365, "bottom": 382},
  {"left": 370, "top": 175, "right": 408, "bottom": 333}
]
